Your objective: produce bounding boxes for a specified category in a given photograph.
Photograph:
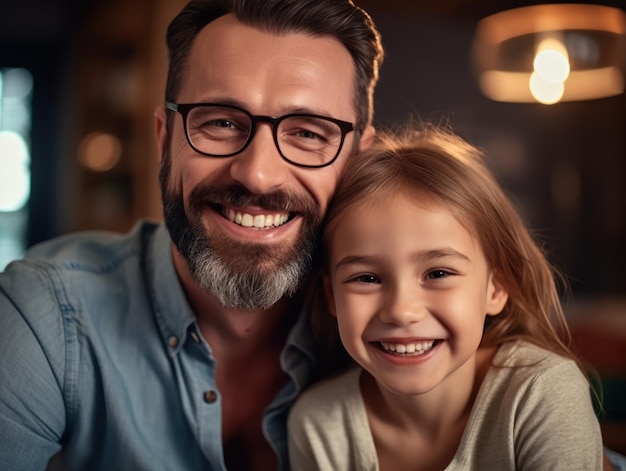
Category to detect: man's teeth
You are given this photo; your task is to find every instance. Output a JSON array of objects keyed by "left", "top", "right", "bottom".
[
  {"left": 227, "top": 209, "right": 289, "bottom": 228},
  {"left": 380, "top": 340, "right": 435, "bottom": 356}
]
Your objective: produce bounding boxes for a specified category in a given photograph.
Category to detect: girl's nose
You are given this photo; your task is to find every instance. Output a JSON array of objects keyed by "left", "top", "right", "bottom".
[{"left": 378, "top": 284, "right": 426, "bottom": 326}]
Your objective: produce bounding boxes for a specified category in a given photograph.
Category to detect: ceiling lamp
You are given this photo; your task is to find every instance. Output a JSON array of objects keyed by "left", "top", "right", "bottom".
[{"left": 471, "top": 4, "right": 626, "bottom": 104}]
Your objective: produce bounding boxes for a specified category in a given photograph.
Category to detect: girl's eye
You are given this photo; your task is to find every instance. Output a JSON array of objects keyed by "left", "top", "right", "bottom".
[
  {"left": 425, "top": 269, "right": 451, "bottom": 280},
  {"left": 352, "top": 274, "right": 380, "bottom": 284}
]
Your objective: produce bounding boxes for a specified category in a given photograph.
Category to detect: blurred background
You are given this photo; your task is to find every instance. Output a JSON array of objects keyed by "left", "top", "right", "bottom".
[{"left": 0, "top": 0, "right": 625, "bottom": 452}]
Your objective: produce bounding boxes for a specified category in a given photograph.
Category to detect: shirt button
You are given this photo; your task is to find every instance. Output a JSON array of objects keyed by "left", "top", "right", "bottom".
[
  {"left": 168, "top": 336, "right": 178, "bottom": 348},
  {"left": 190, "top": 331, "right": 200, "bottom": 344},
  {"left": 204, "top": 390, "right": 218, "bottom": 403}
]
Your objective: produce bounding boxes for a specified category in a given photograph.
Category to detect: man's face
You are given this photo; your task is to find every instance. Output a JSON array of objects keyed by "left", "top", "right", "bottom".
[{"left": 156, "top": 14, "right": 373, "bottom": 309}]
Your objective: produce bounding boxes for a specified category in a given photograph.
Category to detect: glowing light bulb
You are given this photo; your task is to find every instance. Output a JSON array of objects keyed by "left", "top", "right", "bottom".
[
  {"left": 529, "top": 38, "right": 570, "bottom": 104},
  {"left": 534, "top": 49, "right": 570, "bottom": 84},
  {"left": 529, "top": 72, "right": 565, "bottom": 104}
]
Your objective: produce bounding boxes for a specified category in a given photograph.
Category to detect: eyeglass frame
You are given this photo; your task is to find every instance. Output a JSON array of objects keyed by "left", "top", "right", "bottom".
[{"left": 165, "top": 101, "right": 355, "bottom": 169}]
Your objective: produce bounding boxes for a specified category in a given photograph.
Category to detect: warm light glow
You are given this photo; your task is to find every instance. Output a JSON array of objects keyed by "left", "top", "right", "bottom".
[
  {"left": 473, "top": 4, "right": 626, "bottom": 47},
  {"left": 0, "top": 131, "right": 30, "bottom": 212},
  {"left": 472, "top": 3, "right": 626, "bottom": 104},
  {"left": 533, "top": 38, "right": 570, "bottom": 84},
  {"left": 78, "top": 132, "right": 122, "bottom": 172},
  {"left": 480, "top": 67, "right": 625, "bottom": 103},
  {"left": 529, "top": 72, "right": 564, "bottom": 104}
]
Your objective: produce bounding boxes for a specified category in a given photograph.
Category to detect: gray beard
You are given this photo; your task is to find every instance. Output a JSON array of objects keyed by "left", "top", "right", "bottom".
[
  {"left": 160, "top": 173, "right": 319, "bottom": 310},
  {"left": 186, "top": 232, "right": 312, "bottom": 310}
]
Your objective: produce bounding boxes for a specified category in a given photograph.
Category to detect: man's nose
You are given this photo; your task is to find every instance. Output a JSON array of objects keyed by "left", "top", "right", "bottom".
[{"left": 229, "top": 124, "right": 289, "bottom": 194}]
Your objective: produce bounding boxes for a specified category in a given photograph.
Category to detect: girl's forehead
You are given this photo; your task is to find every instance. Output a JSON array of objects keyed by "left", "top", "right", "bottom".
[
  {"left": 356, "top": 188, "right": 441, "bottom": 213},
  {"left": 339, "top": 190, "right": 484, "bottom": 248}
]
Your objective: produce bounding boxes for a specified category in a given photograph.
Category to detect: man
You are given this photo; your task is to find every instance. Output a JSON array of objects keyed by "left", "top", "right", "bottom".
[{"left": 0, "top": 1, "right": 383, "bottom": 470}]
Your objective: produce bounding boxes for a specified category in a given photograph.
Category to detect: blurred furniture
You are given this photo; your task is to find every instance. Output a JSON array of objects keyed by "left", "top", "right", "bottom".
[{"left": 568, "top": 298, "right": 626, "bottom": 454}]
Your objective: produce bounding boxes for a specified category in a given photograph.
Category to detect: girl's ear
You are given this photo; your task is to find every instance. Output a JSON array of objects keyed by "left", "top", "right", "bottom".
[
  {"left": 323, "top": 274, "right": 337, "bottom": 317},
  {"left": 486, "top": 272, "right": 509, "bottom": 316}
]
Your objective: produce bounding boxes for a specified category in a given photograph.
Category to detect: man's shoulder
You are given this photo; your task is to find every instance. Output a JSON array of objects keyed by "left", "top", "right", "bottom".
[
  {"left": 20, "top": 219, "right": 162, "bottom": 273},
  {"left": 0, "top": 219, "right": 167, "bottom": 324}
]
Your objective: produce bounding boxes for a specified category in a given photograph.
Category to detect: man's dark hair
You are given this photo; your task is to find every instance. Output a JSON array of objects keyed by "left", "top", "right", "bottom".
[{"left": 165, "top": 0, "right": 384, "bottom": 134}]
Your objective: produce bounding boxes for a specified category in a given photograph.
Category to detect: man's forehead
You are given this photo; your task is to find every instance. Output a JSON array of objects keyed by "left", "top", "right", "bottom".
[{"left": 182, "top": 14, "right": 357, "bottom": 120}]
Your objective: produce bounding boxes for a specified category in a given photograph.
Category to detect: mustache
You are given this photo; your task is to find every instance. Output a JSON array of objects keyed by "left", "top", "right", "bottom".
[{"left": 188, "top": 182, "right": 317, "bottom": 215}]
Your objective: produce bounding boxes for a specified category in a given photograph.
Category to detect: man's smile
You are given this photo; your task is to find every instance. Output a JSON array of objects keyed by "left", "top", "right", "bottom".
[{"left": 224, "top": 208, "right": 291, "bottom": 229}]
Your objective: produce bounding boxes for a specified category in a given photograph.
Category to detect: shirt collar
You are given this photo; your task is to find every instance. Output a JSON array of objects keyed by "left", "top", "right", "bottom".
[{"left": 146, "top": 223, "right": 195, "bottom": 356}]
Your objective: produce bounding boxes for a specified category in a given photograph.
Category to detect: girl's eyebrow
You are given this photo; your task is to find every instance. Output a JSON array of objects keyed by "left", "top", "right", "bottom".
[
  {"left": 333, "top": 248, "right": 471, "bottom": 273},
  {"left": 418, "top": 248, "right": 471, "bottom": 263},
  {"left": 334, "top": 255, "right": 378, "bottom": 272}
]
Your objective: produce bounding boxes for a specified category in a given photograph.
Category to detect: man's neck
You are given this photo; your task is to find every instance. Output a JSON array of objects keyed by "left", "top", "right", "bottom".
[
  {"left": 171, "top": 244, "right": 298, "bottom": 356},
  {"left": 196, "top": 297, "right": 295, "bottom": 362}
]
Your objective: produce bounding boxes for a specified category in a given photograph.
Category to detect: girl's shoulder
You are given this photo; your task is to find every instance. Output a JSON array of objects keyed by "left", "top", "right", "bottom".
[
  {"left": 287, "top": 367, "right": 378, "bottom": 470},
  {"left": 492, "top": 340, "right": 574, "bottom": 370},
  {"left": 484, "top": 340, "right": 588, "bottom": 399},
  {"left": 290, "top": 366, "right": 363, "bottom": 419}
]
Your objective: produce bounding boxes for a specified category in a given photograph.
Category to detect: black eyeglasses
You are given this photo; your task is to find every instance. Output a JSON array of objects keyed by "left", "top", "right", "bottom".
[{"left": 166, "top": 102, "right": 355, "bottom": 168}]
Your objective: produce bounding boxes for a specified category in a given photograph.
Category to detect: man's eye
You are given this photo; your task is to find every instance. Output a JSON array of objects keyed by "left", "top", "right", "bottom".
[
  {"left": 205, "top": 119, "right": 236, "bottom": 129},
  {"left": 296, "top": 129, "right": 324, "bottom": 141}
]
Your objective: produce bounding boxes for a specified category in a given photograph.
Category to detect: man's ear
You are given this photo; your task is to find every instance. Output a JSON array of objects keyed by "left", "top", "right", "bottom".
[
  {"left": 486, "top": 272, "right": 509, "bottom": 316},
  {"left": 323, "top": 274, "right": 337, "bottom": 317},
  {"left": 358, "top": 125, "right": 376, "bottom": 153},
  {"left": 154, "top": 105, "right": 168, "bottom": 162}
]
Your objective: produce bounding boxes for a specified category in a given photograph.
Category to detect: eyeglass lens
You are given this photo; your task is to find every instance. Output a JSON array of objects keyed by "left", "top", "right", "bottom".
[{"left": 185, "top": 105, "right": 345, "bottom": 166}]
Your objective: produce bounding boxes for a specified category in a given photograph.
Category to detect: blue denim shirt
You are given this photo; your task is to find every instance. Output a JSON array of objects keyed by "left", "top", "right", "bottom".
[{"left": 0, "top": 221, "right": 318, "bottom": 471}]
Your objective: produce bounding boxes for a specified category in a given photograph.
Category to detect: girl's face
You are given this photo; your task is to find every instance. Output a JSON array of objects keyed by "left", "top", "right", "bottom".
[{"left": 326, "top": 194, "right": 508, "bottom": 397}]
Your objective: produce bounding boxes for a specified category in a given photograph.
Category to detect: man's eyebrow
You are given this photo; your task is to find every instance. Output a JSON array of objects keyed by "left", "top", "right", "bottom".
[
  {"left": 192, "top": 97, "right": 337, "bottom": 117},
  {"left": 285, "top": 105, "right": 338, "bottom": 117},
  {"left": 192, "top": 96, "right": 246, "bottom": 107}
]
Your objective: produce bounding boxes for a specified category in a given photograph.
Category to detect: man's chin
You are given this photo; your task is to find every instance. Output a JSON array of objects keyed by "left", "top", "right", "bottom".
[
  {"left": 162, "top": 186, "right": 318, "bottom": 309},
  {"left": 182, "top": 229, "right": 313, "bottom": 309},
  {"left": 193, "top": 255, "right": 307, "bottom": 310}
]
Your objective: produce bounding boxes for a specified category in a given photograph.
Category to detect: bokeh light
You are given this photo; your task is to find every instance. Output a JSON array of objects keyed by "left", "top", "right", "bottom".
[{"left": 78, "top": 132, "right": 122, "bottom": 172}]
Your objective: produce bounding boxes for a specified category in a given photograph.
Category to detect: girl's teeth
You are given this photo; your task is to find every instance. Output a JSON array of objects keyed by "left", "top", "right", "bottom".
[{"left": 380, "top": 340, "right": 435, "bottom": 356}]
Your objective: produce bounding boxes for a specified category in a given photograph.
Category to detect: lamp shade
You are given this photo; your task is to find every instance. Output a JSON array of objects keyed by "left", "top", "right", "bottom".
[{"left": 471, "top": 3, "right": 626, "bottom": 104}]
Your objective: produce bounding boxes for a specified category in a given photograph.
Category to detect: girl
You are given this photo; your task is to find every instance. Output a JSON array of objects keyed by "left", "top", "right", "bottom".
[{"left": 288, "top": 124, "right": 604, "bottom": 470}]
